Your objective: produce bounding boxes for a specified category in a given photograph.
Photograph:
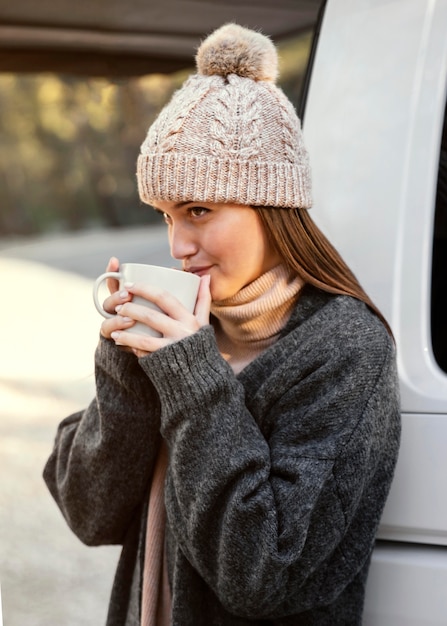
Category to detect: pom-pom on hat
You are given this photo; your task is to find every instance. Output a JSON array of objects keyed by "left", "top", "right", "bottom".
[
  {"left": 196, "top": 22, "right": 278, "bottom": 82},
  {"left": 137, "top": 23, "right": 312, "bottom": 209}
]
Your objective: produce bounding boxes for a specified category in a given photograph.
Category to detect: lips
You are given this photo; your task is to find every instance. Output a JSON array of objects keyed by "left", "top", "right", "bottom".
[{"left": 185, "top": 265, "right": 213, "bottom": 276}]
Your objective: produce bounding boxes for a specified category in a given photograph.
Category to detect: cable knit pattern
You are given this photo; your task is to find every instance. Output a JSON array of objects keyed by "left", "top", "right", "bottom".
[
  {"left": 137, "top": 24, "right": 312, "bottom": 209},
  {"left": 211, "top": 265, "right": 303, "bottom": 374},
  {"left": 140, "top": 75, "right": 217, "bottom": 155},
  {"left": 209, "top": 75, "right": 263, "bottom": 159}
]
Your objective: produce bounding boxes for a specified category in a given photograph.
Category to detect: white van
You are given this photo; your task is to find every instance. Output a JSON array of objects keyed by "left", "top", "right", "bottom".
[{"left": 302, "top": 0, "right": 447, "bottom": 623}]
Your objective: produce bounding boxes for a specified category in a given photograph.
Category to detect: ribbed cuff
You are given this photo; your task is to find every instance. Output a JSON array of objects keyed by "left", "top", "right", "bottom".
[
  {"left": 137, "top": 153, "right": 312, "bottom": 209},
  {"left": 138, "top": 326, "right": 234, "bottom": 431}
]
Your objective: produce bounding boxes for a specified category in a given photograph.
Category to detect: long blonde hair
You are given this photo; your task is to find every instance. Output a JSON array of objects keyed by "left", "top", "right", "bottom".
[{"left": 256, "top": 207, "right": 393, "bottom": 338}]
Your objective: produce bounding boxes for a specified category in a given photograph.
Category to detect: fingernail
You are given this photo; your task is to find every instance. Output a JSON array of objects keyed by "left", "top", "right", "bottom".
[
  {"left": 122, "top": 317, "right": 133, "bottom": 323},
  {"left": 123, "top": 282, "right": 134, "bottom": 289},
  {"left": 115, "top": 305, "right": 123, "bottom": 312},
  {"left": 119, "top": 291, "right": 128, "bottom": 299},
  {"left": 111, "top": 331, "right": 120, "bottom": 340}
]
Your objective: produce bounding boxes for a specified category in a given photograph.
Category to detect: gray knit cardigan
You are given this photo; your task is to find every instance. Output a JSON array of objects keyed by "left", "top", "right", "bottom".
[{"left": 43, "top": 286, "right": 401, "bottom": 626}]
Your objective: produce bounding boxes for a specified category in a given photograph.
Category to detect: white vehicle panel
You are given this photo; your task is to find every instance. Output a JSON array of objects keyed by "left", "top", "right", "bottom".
[
  {"left": 364, "top": 543, "right": 447, "bottom": 625},
  {"left": 303, "top": 0, "right": 447, "bottom": 546},
  {"left": 303, "top": 0, "right": 447, "bottom": 412},
  {"left": 378, "top": 414, "right": 447, "bottom": 545}
]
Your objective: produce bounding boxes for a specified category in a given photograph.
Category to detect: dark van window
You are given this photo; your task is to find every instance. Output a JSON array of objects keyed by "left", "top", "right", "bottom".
[{"left": 432, "top": 99, "right": 447, "bottom": 372}]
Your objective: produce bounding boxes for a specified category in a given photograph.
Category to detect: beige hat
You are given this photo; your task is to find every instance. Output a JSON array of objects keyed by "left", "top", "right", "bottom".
[{"left": 137, "top": 23, "right": 312, "bottom": 209}]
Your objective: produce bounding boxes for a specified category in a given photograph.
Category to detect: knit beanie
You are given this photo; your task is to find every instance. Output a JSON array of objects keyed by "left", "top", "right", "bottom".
[{"left": 137, "top": 23, "right": 312, "bottom": 209}]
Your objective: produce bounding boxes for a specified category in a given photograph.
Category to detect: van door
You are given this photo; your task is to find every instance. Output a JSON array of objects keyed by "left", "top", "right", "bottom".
[{"left": 302, "top": 0, "right": 447, "bottom": 622}]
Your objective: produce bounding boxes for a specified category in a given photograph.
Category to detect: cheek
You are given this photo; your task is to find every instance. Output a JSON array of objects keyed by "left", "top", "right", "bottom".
[
  {"left": 207, "top": 211, "right": 274, "bottom": 276},
  {"left": 217, "top": 237, "right": 252, "bottom": 275},
  {"left": 229, "top": 226, "right": 268, "bottom": 265},
  {"left": 202, "top": 228, "right": 237, "bottom": 263}
]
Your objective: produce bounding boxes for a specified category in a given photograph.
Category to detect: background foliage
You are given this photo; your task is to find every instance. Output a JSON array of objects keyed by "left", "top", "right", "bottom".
[{"left": 0, "top": 34, "right": 311, "bottom": 237}]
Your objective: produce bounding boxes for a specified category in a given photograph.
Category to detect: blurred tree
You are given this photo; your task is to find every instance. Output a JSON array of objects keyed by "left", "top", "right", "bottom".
[
  {"left": 0, "top": 33, "right": 310, "bottom": 237},
  {"left": 0, "top": 71, "right": 186, "bottom": 236}
]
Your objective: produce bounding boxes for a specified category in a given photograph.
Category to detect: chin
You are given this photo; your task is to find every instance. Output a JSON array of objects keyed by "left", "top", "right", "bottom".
[
  {"left": 210, "top": 285, "right": 226, "bottom": 302},
  {"left": 210, "top": 289, "right": 222, "bottom": 302},
  {"left": 210, "top": 285, "right": 238, "bottom": 303}
]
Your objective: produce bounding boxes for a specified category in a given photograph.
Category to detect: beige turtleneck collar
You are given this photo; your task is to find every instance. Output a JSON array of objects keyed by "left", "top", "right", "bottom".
[{"left": 211, "top": 264, "right": 303, "bottom": 374}]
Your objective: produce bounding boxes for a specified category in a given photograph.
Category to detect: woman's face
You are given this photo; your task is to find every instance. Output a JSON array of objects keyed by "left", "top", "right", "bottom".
[{"left": 152, "top": 200, "right": 282, "bottom": 301}]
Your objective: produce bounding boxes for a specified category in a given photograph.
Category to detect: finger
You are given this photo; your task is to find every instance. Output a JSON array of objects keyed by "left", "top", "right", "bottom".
[
  {"left": 106, "top": 256, "right": 121, "bottom": 294},
  {"left": 106, "top": 256, "right": 119, "bottom": 272},
  {"left": 110, "top": 329, "right": 169, "bottom": 356},
  {"left": 100, "top": 314, "right": 135, "bottom": 339},
  {"left": 194, "top": 275, "right": 211, "bottom": 326},
  {"left": 118, "top": 300, "right": 199, "bottom": 339},
  {"left": 125, "top": 283, "right": 193, "bottom": 324},
  {"left": 102, "top": 287, "right": 132, "bottom": 315}
]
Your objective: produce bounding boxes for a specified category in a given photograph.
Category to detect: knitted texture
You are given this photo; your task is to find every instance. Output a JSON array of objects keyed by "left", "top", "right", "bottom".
[
  {"left": 43, "top": 288, "right": 401, "bottom": 625},
  {"left": 137, "top": 23, "right": 312, "bottom": 209},
  {"left": 211, "top": 264, "right": 303, "bottom": 373}
]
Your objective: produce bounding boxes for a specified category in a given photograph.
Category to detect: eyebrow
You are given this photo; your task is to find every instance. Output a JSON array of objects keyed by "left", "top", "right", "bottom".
[{"left": 151, "top": 200, "right": 193, "bottom": 211}]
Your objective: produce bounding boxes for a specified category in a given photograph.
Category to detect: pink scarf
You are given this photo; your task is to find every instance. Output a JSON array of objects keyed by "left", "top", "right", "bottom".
[{"left": 141, "top": 442, "right": 171, "bottom": 625}]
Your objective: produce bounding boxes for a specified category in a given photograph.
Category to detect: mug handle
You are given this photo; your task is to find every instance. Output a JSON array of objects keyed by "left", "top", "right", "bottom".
[{"left": 92, "top": 271, "right": 122, "bottom": 318}]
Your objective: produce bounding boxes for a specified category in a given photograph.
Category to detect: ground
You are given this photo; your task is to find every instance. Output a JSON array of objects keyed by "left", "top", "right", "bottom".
[{"left": 0, "top": 226, "right": 170, "bottom": 625}]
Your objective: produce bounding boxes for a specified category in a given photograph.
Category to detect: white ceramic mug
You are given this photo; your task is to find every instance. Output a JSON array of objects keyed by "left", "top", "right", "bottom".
[{"left": 93, "top": 263, "right": 201, "bottom": 337}]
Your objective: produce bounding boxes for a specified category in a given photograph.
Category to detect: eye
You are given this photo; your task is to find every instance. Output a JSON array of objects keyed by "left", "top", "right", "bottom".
[{"left": 188, "top": 206, "right": 209, "bottom": 218}]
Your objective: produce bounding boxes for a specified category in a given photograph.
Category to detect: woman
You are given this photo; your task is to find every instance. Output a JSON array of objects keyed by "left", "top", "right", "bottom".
[{"left": 44, "top": 23, "right": 400, "bottom": 626}]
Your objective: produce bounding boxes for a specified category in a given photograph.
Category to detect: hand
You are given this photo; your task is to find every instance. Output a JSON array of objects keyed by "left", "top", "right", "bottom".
[
  {"left": 110, "top": 274, "right": 211, "bottom": 358},
  {"left": 100, "top": 257, "right": 135, "bottom": 340}
]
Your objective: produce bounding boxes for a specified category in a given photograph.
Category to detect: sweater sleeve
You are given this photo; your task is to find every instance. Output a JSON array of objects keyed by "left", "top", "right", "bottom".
[
  {"left": 43, "top": 336, "right": 162, "bottom": 546},
  {"left": 138, "top": 322, "right": 400, "bottom": 618}
]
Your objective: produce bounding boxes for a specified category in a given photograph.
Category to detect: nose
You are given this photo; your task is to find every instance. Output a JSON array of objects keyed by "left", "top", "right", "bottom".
[{"left": 169, "top": 222, "right": 198, "bottom": 261}]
